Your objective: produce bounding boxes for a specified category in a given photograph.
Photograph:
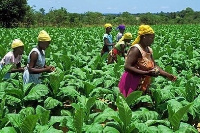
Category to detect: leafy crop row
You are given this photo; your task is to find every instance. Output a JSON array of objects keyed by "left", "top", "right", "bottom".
[{"left": 0, "top": 25, "right": 200, "bottom": 132}]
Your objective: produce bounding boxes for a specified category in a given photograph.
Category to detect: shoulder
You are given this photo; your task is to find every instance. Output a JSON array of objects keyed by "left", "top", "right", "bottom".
[
  {"left": 148, "top": 47, "right": 153, "bottom": 54},
  {"left": 117, "top": 32, "right": 123, "bottom": 36},
  {"left": 118, "top": 41, "right": 125, "bottom": 45},
  {"left": 4, "top": 51, "right": 14, "bottom": 59},
  {"left": 103, "top": 34, "right": 108, "bottom": 38},
  {"left": 128, "top": 45, "right": 140, "bottom": 55}
]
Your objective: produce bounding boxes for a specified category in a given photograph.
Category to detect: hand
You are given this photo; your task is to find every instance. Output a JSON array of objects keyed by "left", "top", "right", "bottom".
[
  {"left": 46, "top": 66, "right": 55, "bottom": 73},
  {"left": 167, "top": 74, "right": 177, "bottom": 81},
  {"left": 147, "top": 69, "right": 159, "bottom": 77},
  {"left": 18, "top": 67, "right": 24, "bottom": 72}
]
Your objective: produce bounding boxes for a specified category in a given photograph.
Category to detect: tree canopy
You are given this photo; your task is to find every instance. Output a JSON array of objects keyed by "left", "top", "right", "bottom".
[{"left": 0, "top": 0, "right": 28, "bottom": 27}]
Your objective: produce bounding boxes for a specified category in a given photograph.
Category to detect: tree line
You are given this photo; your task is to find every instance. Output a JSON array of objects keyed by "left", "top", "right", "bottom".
[{"left": 0, "top": 0, "right": 200, "bottom": 28}]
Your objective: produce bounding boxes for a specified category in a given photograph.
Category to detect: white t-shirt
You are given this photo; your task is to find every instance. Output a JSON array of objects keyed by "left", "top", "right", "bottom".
[
  {"left": 0, "top": 51, "right": 22, "bottom": 66},
  {"left": 0, "top": 51, "right": 22, "bottom": 79}
]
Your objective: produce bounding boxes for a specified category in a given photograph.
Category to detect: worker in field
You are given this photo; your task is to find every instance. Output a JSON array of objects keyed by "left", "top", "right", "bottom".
[
  {"left": 118, "top": 25, "right": 177, "bottom": 97},
  {"left": 0, "top": 39, "right": 24, "bottom": 79},
  {"left": 23, "top": 30, "right": 55, "bottom": 84},
  {"left": 108, "top": 32, "right": 132, "bottom": 64},
  {"left": 116, "top": 24, "right": 126, "bottom": 42},
  {"left": 101, "top": 23, "right": 115, "bottom": 56}
]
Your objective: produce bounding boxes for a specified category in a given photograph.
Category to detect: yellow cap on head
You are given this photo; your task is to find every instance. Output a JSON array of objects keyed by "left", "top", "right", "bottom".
[
  {"left": 132, "top": 25, "right": 154, "bottom": 45},
  {"left": 124, "top": 32, "right": 133, "bottom": 40},
  {"left": 104, "top": 23, "right": 112, "bottom": 28},
  {"left": 38, "top": 30, "right": 51, "bottom": 42},
  {"left": 138, "top": 25, "right": 154, "bottom": 36},
  {"left": 118, "top": 32, "right": 133, "bottom": 42},
  {"left": 11, "top": 39, "right": 24, "bottom": 49}
]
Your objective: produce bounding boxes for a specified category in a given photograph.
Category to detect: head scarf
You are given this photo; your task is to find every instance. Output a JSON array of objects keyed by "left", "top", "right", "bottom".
[
  {"left": 132, "top": 25, "right": 154, "bottom": 45},
  {"left": 118, "top": 32, "right": 133, "bottom": 42},
  {"left": 38, "top": 30, "right": 51, "bottom": 42},
  {"left": 11, "top": 39, "right": 24, "bottom": 49},
  {"left": 117, "top": 24, "right": 125, "bottom": 30},
  {"left": 104, "top": 23, "right": 112, "bottom": 29}
]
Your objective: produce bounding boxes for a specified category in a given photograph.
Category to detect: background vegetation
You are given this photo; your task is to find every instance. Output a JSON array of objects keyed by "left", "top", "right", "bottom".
[{"left": 0, "top": 0, "right": 200, "bottom": 28}]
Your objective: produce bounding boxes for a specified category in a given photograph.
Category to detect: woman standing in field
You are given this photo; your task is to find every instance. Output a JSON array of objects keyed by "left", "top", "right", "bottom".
[
  {"left": 23, "top": 30, "right": 55, "bottom": 84},
  {"left": 108, "top": 32, "right": 132, "bottom": 64},
  {"left": 118, "top": 25, "right": 177, "bottom": 97},
  {"left": 101, "top": 23, "right": 115, "bottom": 56},
  {"left": 0, "top": 39, "right": 24, "bottom": 79},
  {"left": 116, "top": 24, "right": 126, "bottom": 42}
]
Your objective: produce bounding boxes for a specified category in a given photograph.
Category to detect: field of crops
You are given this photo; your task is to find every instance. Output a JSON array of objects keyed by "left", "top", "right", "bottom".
[{"left": 0, "top": 24, "right": 200, "bottom": 133}]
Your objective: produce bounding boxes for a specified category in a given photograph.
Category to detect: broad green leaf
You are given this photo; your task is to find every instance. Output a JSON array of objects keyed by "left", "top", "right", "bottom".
[
  {"left": 94, "top": 108, "right": 117, "bottom": 123},
  {"left": 24, "top": 84, "right": 49, "bottom": 101},
  {"left": 20, "top": 114, "right": 39, "bottom": 133},
  {"left": 157, "top": 125, "right": 173, "bottom": 133},
  {"left": 84, "top": 123, "right": 103, "bottom": 133},
  {"left": 74, "top": 108, "right": 84, "bottom": 133},
  {"left": 58, "top": 86, "right": 80, "bottom": 97},
  {"left": 49, "top": 116, "right": 69, "bottom": 126},
  {"left": 103, "top": 126, "right": 120, "bottom": 133},
  {"left": 168, "top": 103, "right": 193, "bottom": 131},
  {"left": 36, "top": 105, "right": 50, "bottom": 125},
  {"left": 19, "top": 107, "right": 35, "bottom": 117},
  {"left": 6, "top": 114, "right": 22, "bottom": 127},
  {"left": 44, "top": 97, "right": 62, "bottom": 109},
  {"left": 116, "top": 95, "right": 132, "bottom": 132},
  {"left": 125, "top": 91, "right": 142, "bottom": 106},
  {"left": 0, "top": 127, "right": 17, "bottom": 133}
]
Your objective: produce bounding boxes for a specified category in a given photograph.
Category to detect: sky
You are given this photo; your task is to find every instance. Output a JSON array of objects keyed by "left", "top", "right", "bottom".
[{"left": 27, "top": 0, "right": 200, "bottom": 14}]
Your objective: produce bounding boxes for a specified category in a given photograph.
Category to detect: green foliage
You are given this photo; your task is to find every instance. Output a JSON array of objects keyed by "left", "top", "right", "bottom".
[
  {"left": 0, "top": 25, "right": 200, "bottom": 132},
  {"left": 0, "top": 0, "right": 28, "bottom": 27},
  {"left": 168, "top": 103, "right": 193, "bottom": 131}
]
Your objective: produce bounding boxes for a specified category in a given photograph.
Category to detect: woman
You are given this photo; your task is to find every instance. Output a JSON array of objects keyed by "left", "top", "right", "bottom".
[
  {"left": 101, "top": 23, "right": 115, "bottom": 56},
  {"left": 118, "top": 25, "right": 177, "bottom": 97},
  {"left": 108, "top": 32, "right": 132, "bottom": 64},
  {"left": 23, "top": 30, "right": 55, "bottom": 84},
  {"left": 0, "top": 39, "right": 24, "bottom": 79},
  {"left": 116, "top": 24, "right": 125, "bottom": 42}
]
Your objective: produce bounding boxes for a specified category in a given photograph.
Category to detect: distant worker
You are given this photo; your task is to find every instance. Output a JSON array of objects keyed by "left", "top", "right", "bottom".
[
  {"left": 108, "top": 32, "right": 132, "bottom": 64},
  {"left": 116, "top": 24, "right": 126, "bottom": 42},
  {"left": 101, "top": 23, "right": 115, "bottom": 56},
  {"left": 0, "top": 39, "right": 24, "bottom": 79},
  {"left": 23, "top": 30, "right": 55, "bottom": 84}
]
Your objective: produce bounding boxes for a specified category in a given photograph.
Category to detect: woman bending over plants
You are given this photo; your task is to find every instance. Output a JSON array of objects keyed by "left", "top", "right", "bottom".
[
  {"left": 108, "top": 32, "right": 132, "bottom": 64},
  {"left": 23, "top": 30, "right": 55, "bottom": 84},
  {"left": 118, "top": 25, "right": 177, "bottom": 97},
  {"left": 0, "top": 39, "right": 24, "bottom": 79}
]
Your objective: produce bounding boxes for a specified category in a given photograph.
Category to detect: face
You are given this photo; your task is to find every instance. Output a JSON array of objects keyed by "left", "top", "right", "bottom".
[
  {"left": 124, "top": 39, "right": 131, "bottom": 43},
  {"left": 106, "top": 27, "right": 112, "bottom": 32},
  {"left": 14, "top": 46, "right": 24, "bottom": 55},
  {"left": 143, "top": 34, "right": 155, "bottom": 46},
  {"left": 119, "top": 29, "right": 125, "bottom": 33},
  {"left": 38, "top": 41, "right": 50, "bottom": 50}
]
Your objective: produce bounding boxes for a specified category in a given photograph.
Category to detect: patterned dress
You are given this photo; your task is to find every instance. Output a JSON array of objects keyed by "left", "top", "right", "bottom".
[
  {"left": 23, "top": 48, "right": 45, "bottom": 84},
  {"left": 118, "top": 44, "right": 155, "bottom": 97}
]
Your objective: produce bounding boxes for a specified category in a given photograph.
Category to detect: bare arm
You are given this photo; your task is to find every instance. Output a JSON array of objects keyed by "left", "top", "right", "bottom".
[
  {"left": 28, "top": 51, "right": 53, "bottom": 74},
  {"left": 120, "top": 44, "right": 125, "bottom": 58},
  {"left": 9, "top": 63, "right": 24, "bottom": 73},
  {"left": 104, "top": 38, "right": 114, "bottom": 46},
  {"left": 151, "top": 55, "right": 177, "bottom": 81}
]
